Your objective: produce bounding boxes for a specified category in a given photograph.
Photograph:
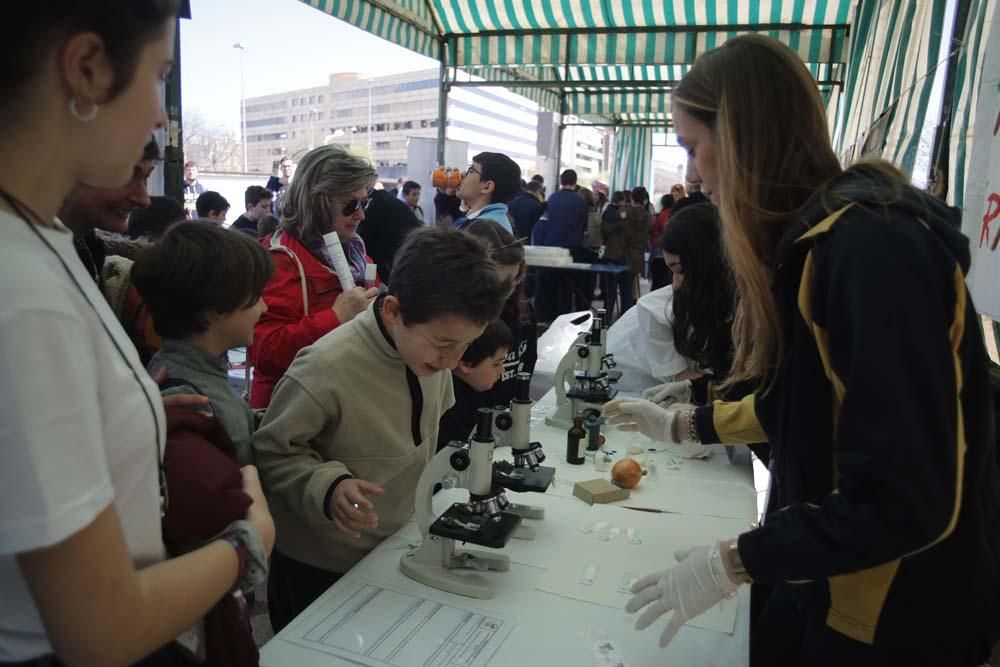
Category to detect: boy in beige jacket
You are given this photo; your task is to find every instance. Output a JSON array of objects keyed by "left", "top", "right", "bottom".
[{"left": 253, "top": 227, "right": 510, "bottom": 632}]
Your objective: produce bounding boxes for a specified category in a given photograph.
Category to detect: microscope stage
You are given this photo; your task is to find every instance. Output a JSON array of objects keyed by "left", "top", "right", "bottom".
[
  {"left": 429, "top": 503, "right": 522, "bottom": 549},
  {"left": 493, "top": 464, "right": 556, "bottom": 493}
]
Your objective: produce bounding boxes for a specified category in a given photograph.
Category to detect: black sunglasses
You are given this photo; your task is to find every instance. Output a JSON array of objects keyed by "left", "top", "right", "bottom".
[{"left": 338, "top": 194, "right": 373, "bottom": 216}]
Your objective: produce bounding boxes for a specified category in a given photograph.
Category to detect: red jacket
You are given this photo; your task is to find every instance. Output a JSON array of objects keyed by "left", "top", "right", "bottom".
[
  {"left": 162, "top": 405, "right": 257, "bottom": 667},
  {"left": 650, "top": 208, "right": 670, "bottom": 248},
  {"left": 249, "top": 232, "right": 371, "bottom": 408}
]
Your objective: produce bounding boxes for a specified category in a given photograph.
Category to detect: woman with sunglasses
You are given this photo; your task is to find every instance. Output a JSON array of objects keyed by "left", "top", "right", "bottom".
[
  {"left": 605, "top": 35, "right": 1000, "bottom": 665},
  {"left": 250, "top": 144, "right": 379, "bottom": 408}
]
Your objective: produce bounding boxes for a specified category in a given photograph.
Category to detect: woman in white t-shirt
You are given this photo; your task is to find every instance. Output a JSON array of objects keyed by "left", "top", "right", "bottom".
[{"left": 0, "top": 4, "right": 274, "bottom": 666}]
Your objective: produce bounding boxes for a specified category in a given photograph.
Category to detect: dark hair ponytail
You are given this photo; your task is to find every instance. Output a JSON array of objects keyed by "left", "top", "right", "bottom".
[{"left": 662, "top": 203, "right": 737, "bottom": 377}]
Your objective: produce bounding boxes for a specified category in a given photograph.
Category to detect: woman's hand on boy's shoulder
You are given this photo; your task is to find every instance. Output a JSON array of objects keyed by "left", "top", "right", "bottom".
[
  {"left": 150, "top": 367, "right": 211, "bottom": 414},
  {"left": 329, "top": 478, "right": 385, "bottom": 539}
]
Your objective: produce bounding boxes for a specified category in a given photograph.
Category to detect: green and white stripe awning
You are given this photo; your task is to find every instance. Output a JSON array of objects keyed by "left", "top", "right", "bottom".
[
  {"left": 948, "top": 0, "right": 997, "bottom": 207},
  {"left": 302, "top": 0, "right": 985, "bottom": 217},
  {"left": 833, "top": 0, "right": 951, "bottom": 176},
  {"left": 612, "top": 126, "right": 654, "bottom": 193},
  {"left": 447, "top": 26, "right": 849, "bottom": 68},
  {"left": 302, "top": 0, "right": 855, "bottom": 127}
]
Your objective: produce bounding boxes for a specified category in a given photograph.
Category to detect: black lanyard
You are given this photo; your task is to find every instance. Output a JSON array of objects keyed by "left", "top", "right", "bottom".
[{"left": 0, "top": 190, "right": 168, "bottom": 518}]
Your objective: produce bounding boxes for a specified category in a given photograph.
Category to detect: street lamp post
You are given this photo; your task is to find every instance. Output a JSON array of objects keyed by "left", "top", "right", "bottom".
[
  {"left": 233, "top": 42, "right": 248, "bottom": 173},
  {"left": 309, "top": 108, "right": 317, "bottom": 150},
  {"left": 367, "top": 78, "right": 373, "bottom": 162}
]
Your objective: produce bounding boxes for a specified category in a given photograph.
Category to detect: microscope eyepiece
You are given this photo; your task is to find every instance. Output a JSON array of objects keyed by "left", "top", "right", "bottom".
[
  {"left": 514, "top": 372, "right": 531, "bottom": 402},
  {"left": 475, "top": 407, "right": 494, "bottom": 440}
]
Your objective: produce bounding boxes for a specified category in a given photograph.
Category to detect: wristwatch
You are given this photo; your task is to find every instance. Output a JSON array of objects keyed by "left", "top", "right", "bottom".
[{"left": 726, "top": 541, "right": 752, "bottom": 583}]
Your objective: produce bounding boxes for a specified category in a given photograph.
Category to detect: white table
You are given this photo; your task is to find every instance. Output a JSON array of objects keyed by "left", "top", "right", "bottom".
[{"left": 260, "top": 390, "right": 758, "bottom": 667}]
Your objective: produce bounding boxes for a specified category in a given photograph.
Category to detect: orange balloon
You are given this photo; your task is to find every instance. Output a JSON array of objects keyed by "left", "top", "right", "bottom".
[{"left": 612, "top": 458, "right": 643, "bottom": 489}]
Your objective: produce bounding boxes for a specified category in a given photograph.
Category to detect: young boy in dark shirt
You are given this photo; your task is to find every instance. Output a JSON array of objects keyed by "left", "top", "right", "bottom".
[{"left": 437, "top": 319, "right": 512, "bottom": 450}]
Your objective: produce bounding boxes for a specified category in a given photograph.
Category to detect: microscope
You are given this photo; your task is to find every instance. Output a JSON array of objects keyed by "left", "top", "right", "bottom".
[
  {"left": 545, "top": 309, "right": 620, "bottom": 429},
  {"left": 488, "top": 372, "right": 550, "bottom": 523},
  {"left": 400, "top": 405, "right": 554, "bottom": 599}
]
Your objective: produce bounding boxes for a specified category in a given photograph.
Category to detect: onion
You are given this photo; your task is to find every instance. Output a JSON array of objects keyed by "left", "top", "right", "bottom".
[{"left": 611, "top": 458, "right": 643, "bottom": 489}]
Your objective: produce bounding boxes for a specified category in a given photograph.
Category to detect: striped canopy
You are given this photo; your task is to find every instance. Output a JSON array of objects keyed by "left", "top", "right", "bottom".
[
  {"left": 301, "top": 0, "right": 854, "bottom": 127},
  {"left": 301, "top": 0, "right": 997, "bottom": 205}
]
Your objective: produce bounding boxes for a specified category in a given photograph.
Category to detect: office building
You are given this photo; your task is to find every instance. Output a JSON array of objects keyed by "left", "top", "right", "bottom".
[{"left": 243, "top": 69, "right": 610, "bottom": 182}]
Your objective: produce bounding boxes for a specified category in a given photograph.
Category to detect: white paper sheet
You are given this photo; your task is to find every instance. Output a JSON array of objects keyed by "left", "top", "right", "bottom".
[{"left": 282, "top": 579, "right": 515, "bottom": 667}]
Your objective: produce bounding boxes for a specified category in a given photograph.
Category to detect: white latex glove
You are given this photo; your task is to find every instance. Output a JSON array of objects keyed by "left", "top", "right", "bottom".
[
  {"left": 641, "top": 379, "right": 693, "bottom": 408},
  {"left": 604, "top": 398, "right": 681, "bottom": 444},
  {"left": 625, "top": 544, "right": 739, "bottom": 648}
]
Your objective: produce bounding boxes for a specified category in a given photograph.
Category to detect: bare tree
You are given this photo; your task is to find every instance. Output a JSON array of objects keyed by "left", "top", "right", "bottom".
[{"left": 183, "top": 110, "right": 244, "bottom": 173}]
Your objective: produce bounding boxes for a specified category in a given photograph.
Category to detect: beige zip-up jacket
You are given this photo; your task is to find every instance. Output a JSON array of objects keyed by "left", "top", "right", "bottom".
[{"left": 252, "top": 300, "right": 454, "bottom": 573}]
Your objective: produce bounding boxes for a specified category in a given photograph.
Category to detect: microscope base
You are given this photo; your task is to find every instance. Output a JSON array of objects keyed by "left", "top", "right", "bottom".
[{"left": 400, "top": 538, "right": 511, "bottom": 600}]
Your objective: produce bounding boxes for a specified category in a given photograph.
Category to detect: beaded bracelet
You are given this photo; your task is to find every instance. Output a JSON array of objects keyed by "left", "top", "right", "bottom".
[
  {"left": 219, "top": 532, "right": 250, "bottom": 584},
  {"left": 687, "top": 409, "right": 700, "bottom": 444}
]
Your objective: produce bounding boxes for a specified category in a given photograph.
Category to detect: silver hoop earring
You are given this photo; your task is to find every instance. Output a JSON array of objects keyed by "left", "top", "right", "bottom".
[{"left": 69, "top": 98, "right": 99, "bottom": 122}]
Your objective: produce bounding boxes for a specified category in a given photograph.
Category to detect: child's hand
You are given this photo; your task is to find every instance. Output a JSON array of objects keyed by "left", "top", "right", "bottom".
[
  {"left": 329, "top": 478, "right": 385, "bottom": 538},
  {"left": 332, "top": 287, "right": 378, "bottom": 324}
]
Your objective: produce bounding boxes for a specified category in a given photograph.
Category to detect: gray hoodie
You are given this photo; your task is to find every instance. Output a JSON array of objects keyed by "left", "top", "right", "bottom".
[{"left": 148, "top": 339, "right": 256, "bottom": 466}]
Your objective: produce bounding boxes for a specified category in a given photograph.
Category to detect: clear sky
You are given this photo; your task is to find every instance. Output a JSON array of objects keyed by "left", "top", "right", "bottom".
[{"left": 180, "top": 0, "right": 437, "bottom": 133}]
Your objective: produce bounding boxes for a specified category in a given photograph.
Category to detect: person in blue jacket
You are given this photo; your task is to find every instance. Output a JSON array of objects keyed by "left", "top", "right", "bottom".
[{"left": 453, "top": 152, "right": 520, "bottom": 233}]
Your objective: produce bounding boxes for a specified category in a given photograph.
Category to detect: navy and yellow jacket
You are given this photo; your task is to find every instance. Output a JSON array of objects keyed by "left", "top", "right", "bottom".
[{"left": 698, "top": 171, "right": 1000, "bottom": 655}]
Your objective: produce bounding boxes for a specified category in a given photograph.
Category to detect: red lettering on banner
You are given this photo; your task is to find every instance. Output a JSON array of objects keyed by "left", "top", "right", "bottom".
[{"left": 981, "top": 193, "right": 1000, "bottom": 249}]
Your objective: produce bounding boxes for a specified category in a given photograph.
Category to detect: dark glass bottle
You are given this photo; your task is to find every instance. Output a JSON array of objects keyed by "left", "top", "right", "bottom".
[{"left": 566, "top": 416, "right": 586, "bottom": 465}]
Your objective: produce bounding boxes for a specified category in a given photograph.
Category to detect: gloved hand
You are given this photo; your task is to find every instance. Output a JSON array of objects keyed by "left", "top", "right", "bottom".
[
  {"left": 604, "top": 398, "right": 682, "bottom": 444},
  {"left": 641, "top": 379, "right": 693, "bottom": 408},
  {"left": 626, "top": 544, "right": 740, "bottom": 648}
]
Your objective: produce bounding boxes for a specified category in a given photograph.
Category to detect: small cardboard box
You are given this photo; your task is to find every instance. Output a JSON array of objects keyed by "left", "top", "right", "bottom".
[{"left": 573, "top": 478, "right": 630, "bottom": 505}]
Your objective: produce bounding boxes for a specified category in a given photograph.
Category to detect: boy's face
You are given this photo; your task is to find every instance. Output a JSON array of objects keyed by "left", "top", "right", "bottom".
[
  {"left": 206, "top": 208, "right": 228, "bottom": 225},
  {"left": 246, "top": 198, "right": 272, "bottom": 222},
  {"left": 381, "top": 296, "right": 486, "bottom": 377},
  {"left": 457, "top": 162, "right": 492, "bottom": 207},
  {"left": 214, "top": 296, "right": 268, "bottom": 349},
  {"left": 458, "top": 347, "right": 508, "bottom": 392}
]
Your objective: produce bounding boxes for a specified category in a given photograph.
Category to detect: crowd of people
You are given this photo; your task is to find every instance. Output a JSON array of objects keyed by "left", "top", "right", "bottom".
[{"left": 2, "top": 5, "right": 999, "bottom": 667}]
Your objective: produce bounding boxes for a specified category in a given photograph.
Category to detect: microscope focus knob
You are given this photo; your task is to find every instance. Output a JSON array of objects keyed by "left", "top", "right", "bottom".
[
  {"left": 441, "top": 473, "right": 459, "bottom": 490},
  {"left": 494, "top": 412, "right": 513, "bottom": 431},
  {"left": 577, "top": 346, "right": 590, "bottom": 359},
  {"left": 450, "top": 450, "right": 470, "bottom": 471}
]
